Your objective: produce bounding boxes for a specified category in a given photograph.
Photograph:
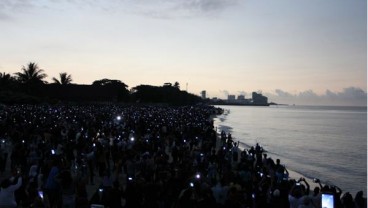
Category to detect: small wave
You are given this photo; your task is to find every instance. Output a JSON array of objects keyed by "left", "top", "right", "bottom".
[{"left": 217, "top": 125, "right": 233, "bottom": 132}]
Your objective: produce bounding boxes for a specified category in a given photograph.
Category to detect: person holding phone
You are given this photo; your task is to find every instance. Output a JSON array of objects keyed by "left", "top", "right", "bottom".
[
  {"left": 321, "top": 193, "right": 334, "bottom": 208},
  {"left": 0, "top": 175, "right": 23, "bottom": 208},
  {"left": 288, "top": 178, "right": 310, "bottom": 208}
]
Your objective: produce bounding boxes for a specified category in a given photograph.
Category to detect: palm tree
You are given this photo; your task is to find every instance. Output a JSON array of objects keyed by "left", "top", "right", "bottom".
[
  {"left": 0, "top": 72, "right": 14, "bottom": 82},
  {"left": 14, "top": 62, "right": 47, "bottom": 85},
  {"left": 0, "top": 72, "right": 16, "bottom": 88},
  {"left": 52, "top": 72, "right": 73, "bottom": 85}
]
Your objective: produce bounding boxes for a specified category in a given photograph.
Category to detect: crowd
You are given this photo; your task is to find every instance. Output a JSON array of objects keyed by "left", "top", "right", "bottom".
[{"left": 0, "top": 104, "right": 365, "bottom": 208}]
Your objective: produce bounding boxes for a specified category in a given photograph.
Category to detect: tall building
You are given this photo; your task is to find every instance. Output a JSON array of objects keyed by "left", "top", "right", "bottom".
[
  {"left": 228, "top": 95, "right": 236, "bottom": 101},
  {"left": 252, "top": 92, "right": 268, "bottom": 105},
  {"left": 201, "top": 90, "right": 206, "bottom": 99},
  {"left": 237, "top": 95, "right": 245, "bottom": 100}
]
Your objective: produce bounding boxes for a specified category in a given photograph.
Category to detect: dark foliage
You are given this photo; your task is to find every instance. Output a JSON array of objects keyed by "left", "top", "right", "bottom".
[
  {"left": 1, "top": 64, "right": 202, "bottom": 105},
  {"left": 131, "top": 84, "right": 202, "bottom": 105}
]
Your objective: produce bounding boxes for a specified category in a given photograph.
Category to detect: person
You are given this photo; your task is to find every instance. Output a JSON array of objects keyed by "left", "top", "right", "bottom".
[
  {"left": 340, "top": 192, "right": 354, "bottom": 208},
  {"left": 108, "top": 180, "right": 123, "bottom": 208},
  {"left": 44, "top": 158, "right": 62, "bottom": 208},
  {"left": 232, "top": 146, "right": 239, "bottom": 163},
  {"left": 310, "top": 178, "right": 322, "bottom": 208},
  {"left": 288, "top": 178, "right": 310, "bottom": 208},
  {"left": 320, "top": 185, "right": 343, "bottom": 208},
  {"left": 211, "top": 178, "right": 229, "bottom": 207},
  {"left": 297, "top": 195, "right": 314, "bottom": 208},
  {"left": 262, "top": 154, "right": 268, "bottom": 166},
  {"left": 224, "top": 186, "right": 243, "bottom": 208},
  {"left": 0, "top": 176, "right": 23, "bottom": 208},
  {"left": 354, "top": 191, "right": 367, "bottom": 208},
  {"left": 0, "top": 142, "right": 8, "bottom": 174},
  {"left": 269, "top": 189, "right": 284, "bottom": 207},
  {"left": 176, "top": 182, "right": 198, "bottom": 208},
  {"left": 75, "top": 181, "right": 89, "bottom": 208},
  {"left": 56, "top": 170, "right": 76, "bottom": 208},
  {"left": 275, "top": 159, "right": 289, "bottom": 183}
]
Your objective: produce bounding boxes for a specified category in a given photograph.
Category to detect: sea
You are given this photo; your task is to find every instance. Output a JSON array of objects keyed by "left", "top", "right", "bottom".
[{"left": 213, "top": 105, "right": 367, "bottom": 196}]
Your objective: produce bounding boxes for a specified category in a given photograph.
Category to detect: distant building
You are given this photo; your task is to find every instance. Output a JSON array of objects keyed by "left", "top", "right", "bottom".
[
  {"left": 252, "top": 92, "right": 268, "bottom": 105},
  {"left": 228, "top": 95, "right": 236, "bottom": 101},
  {"left": 201, "top": 90, "right": 206, "bottom": 99},
  {"left": 237, "top": 95, "right": 245, "bottom": 100},
  {"left": 209, "top": 92, "right": 268, "bottom": 106}
]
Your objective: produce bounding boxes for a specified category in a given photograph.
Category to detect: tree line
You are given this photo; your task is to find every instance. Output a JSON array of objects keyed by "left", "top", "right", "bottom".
[{"left": 0, "top": 62, "right": 202, "bottom": 105}]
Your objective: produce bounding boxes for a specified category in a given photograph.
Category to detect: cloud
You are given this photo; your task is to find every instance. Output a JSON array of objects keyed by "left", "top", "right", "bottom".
[
  {"left": 336, "top": 87, "right": 367, "bottom": 99},
  {"left": 265, "top": 87, "right": 367, "bottom": 106},
  {"left": 274, "top": 89, "right": 293, "bottom": 97},
  {"left": 113, "top": 0, "right": 241, "bottom": 18},
  {"left": 298, "top": 90, "right": 318, "bottom": 98},
  {"left": 179, "top": 0, "right": 238, "bottom": 12},
  {"left": 0, "top": 0, "right": 240, "bottom": 20},
  {"left": 0, "top": 0, "right": 40, "bottom": 21},
  {"left": 238, "top": 91, "right": 248, "bottom": 96},
  {"left": 220, "top": 90, "right": 230, "bottom": 97},
  {"left": 0, "top": 0, "right": 35, "bottom": 11},
  {"left": 0, "top": 12, "right": 10, "bottom": 20}
]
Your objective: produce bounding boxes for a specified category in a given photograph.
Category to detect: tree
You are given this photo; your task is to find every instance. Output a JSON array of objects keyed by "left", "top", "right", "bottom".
[
  {"left": 52, "top": 72, "right": 73, "bottom": 85},
  {"left": 92, "top": 78, "right": 128, "bottom": 88},
  {"left": 92, "top": 78, "right": 130, "bottom": 101},
  {"left": 0, "top": 72, "right": 15, "bottom": 85},
  {"left": 131, "top": 84, "right": 201, "bottom": 104},
  {"left": 0, "top": 72, "right": 12, "bottom": 80},
  {"left": 14, "top": 62, "right": 47, "bottom": 85}
]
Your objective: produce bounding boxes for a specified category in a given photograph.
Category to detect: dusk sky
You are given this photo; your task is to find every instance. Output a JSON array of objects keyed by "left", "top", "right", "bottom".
[{"left": 0, "top": 0, "right": 366, "bottom": 106}]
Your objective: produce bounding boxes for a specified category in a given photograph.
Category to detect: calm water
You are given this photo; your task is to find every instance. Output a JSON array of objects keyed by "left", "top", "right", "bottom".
[{"left": 214, "top": 105, "right": 367, "bottom": 196}]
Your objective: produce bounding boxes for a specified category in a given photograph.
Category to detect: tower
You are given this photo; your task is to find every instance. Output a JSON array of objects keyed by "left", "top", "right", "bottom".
[{"left": 201, "top": 90, "right": 206, "bottom": 99}]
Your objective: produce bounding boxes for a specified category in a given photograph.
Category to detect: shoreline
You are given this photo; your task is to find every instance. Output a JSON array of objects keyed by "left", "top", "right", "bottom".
[
  {"left": 214, "top": 129, "right": 320, "bottom": 192},
  {"left": 235, "top": 140, "right": 317, "bottom": 185}
]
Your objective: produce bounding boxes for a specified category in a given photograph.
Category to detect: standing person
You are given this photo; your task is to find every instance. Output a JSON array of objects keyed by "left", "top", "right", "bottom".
[
  {"left": 56, "top": 170, "right": 76, "bottom": 208},
  {"left": 0, "top": 176, "right": 23, "bottom": 208},
  {"left": 86, "top": 152, "right": 95, "bottom": 185},
  {"left": 109, "top": 181, "right": 123, "bottom": 208},
  {"left": 96, "top": 143, "right": 107, "bottom": 177},
  {"left": 354, "top": 191, "right": 367, "bottom": 208},
  {"left": 288, "top": 178, "right": 310, "bottom": 208},
  {"left": 0, "top": 141, "right": 8, "bottom": 175},
  {"left": 75, "top": 181, "right": 89, "bottom": 208},
  {"left": 44, "top": 158, "right": 62, "bottom": 208}
]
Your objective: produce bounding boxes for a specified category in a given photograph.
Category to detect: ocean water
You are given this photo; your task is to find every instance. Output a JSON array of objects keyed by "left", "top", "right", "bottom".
[{"left": 213, "top": 105, "right": 367, "bottom": 196}]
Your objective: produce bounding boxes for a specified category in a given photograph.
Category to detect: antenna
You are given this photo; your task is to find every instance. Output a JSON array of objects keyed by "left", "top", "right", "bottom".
[{"left": 186, "top": 83, "right": 188, "bottom": 92}]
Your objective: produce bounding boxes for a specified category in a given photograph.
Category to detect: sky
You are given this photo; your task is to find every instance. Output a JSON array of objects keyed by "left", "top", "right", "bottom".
[{"left": 0, "top": 0, "right": 366, "bottom": 106}]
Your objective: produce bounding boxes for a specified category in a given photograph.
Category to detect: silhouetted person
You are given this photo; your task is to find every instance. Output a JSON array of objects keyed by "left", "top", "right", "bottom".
[
  {"left": 44, "top": 158, "right": 62, "bottom": 208},
  {"left": 108, "top": 181, "right": 123, "bottom": 208},
  {"left": 354, "top": 191, "right": 367, "bottom": 208},
  {"left": 0, "top": 176, "right": 22, "bottom": 208}
]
